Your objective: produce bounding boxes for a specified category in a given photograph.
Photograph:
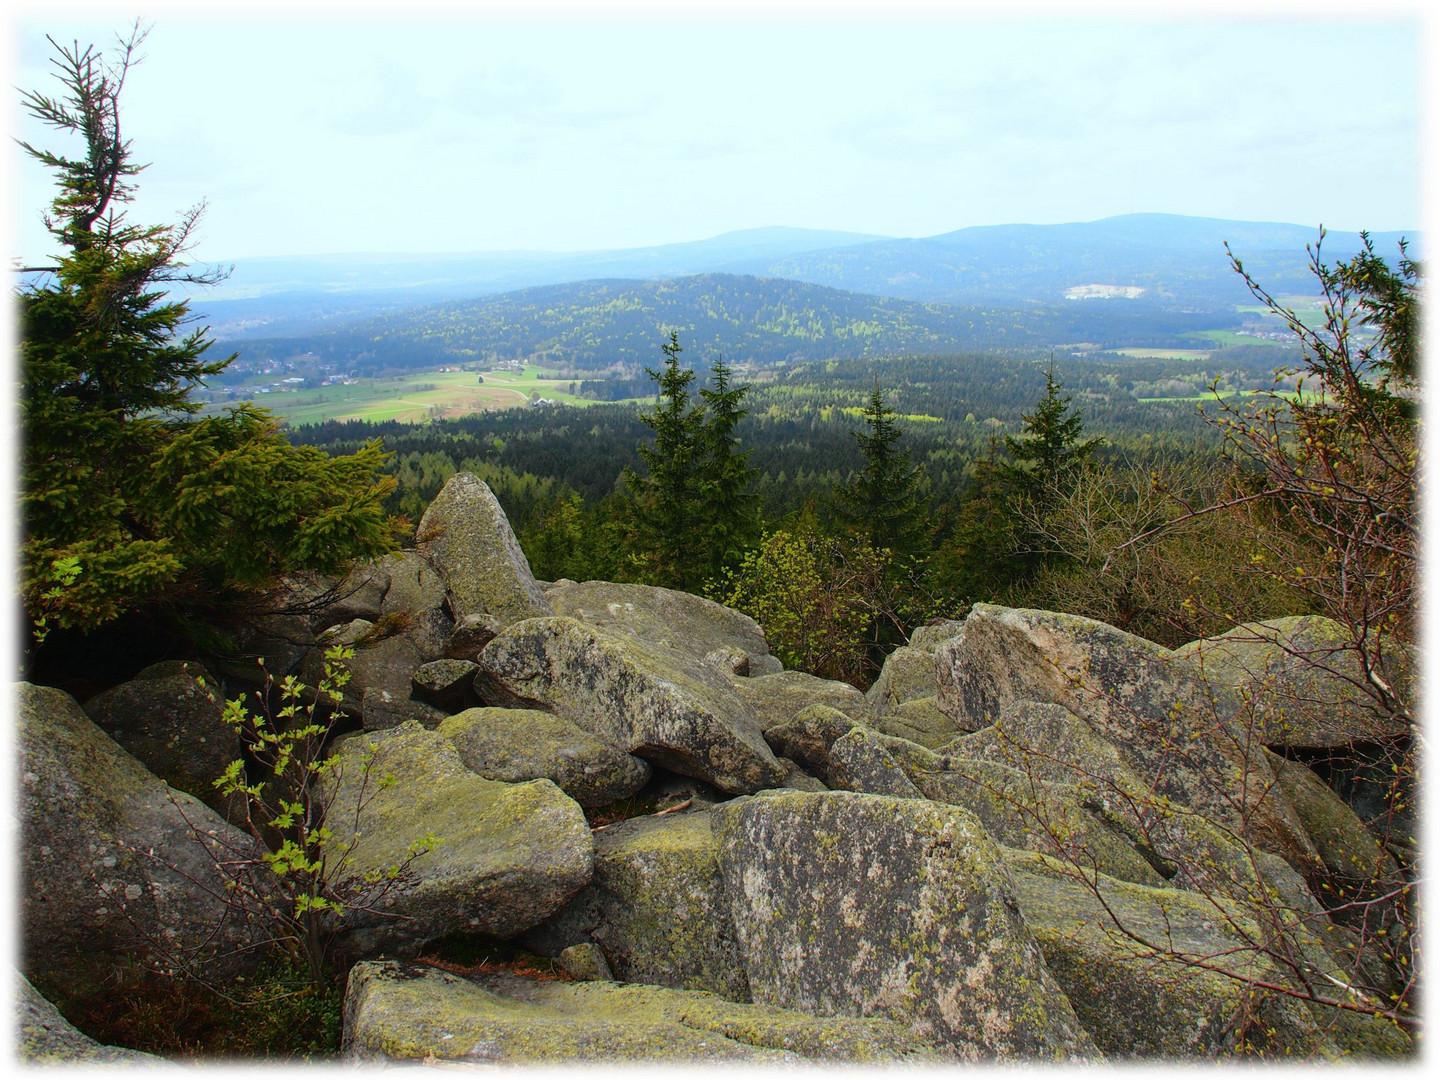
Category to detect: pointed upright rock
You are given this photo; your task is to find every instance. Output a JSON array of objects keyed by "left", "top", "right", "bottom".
[{"left": 416, "top": 472, "right": 553, "bottom": 626}]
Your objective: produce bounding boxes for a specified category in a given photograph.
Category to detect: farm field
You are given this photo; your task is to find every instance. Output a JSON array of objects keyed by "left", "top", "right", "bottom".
[
  {"left": 1111, "top": 347, "right": 1211, "bottom": 360},
  {"left": 204, "top": 367, "right": 645, "bottom": 426}
]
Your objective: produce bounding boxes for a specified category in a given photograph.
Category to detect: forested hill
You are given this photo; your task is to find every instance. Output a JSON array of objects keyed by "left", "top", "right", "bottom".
[{"left": 219, "top": 273, "right": 1241, "bottom": 377}]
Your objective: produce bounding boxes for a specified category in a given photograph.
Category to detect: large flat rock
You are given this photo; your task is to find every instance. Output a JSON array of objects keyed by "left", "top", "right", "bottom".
[
  {"left": 437, "top": 706, "right": 651, "bottom": 808},
  {"left": 934, "top": 604, "right": 1317, "bottom": 870},
  {"left": 342, "top": 959, "right": 943, "bottom": 1063},
  {"left": 711, "top": 789, "right": 1098, "bottom": 1061},
  {"left": 547, "top": 579, "right": 783, "bottom": 675},
  {"left": 1172, "top": 616, "right": 1412, "bottom": 750},
  {"left": 475, "top": 617, "right": 784, "bottom": 794},
  {"left": 323, "top": 721, "right": 593, "bottom": 956}
]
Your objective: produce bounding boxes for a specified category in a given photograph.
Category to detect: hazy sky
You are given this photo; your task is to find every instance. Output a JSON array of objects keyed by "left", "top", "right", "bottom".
[{"left": 8, "top": 4, "right": 1426, "bottom": 264}]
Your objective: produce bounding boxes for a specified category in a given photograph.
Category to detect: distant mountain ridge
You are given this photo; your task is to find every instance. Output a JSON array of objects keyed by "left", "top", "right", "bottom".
[
  {"left": 190, "top": 214, "right": 1418, "bottom": 345},
  {"left": 223, "top": 272, "right": 1245, "bottom": 377}
]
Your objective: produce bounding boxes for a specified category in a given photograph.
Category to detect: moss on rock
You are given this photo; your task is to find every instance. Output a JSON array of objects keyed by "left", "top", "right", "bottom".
[{"left": 437, "top": 706, "right": 651, "bottom": 808}]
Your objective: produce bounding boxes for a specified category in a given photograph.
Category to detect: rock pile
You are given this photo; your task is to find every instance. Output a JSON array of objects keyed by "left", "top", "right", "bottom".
[{"left": 17, "top": 472, "right": 1415, "bottom": 1063}]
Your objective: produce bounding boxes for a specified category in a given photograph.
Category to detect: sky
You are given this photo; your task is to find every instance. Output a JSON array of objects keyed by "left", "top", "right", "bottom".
[{"left": 5, "top": 2, "right": 1429, "bottom": 265}]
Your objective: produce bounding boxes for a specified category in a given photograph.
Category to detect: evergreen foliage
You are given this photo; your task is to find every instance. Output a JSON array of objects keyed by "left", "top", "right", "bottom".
[
  {"left": 624, "top": 332, "right": 707, "bottom": 588},
  {"left": 837, "top": 380, "right": 930, "bottom": 557},
  {"left": 697, "top": 354, "right": 760, "bottom": 579},
  {"left": 18, "top": 29, "right": 398, "bottom": 644},
  {"left": 997, "top": 362, "right": 1102, "bottom": 505}
]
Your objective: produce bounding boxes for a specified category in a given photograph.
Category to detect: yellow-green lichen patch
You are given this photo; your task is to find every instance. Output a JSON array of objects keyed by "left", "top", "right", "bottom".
[{"left": 712, "top": 789, "right": 1099, "bottom": 1061}]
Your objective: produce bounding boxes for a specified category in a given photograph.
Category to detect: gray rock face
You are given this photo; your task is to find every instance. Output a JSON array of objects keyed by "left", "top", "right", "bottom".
[
  {"left": 547, "top": 580, "right": 783, "bottom": 676},
  {"left": 342, "top": 960, "right": 943, "bottom": 1063},
  {"left": 446, "top": 613, "right": 503, "bottom": 661},
  {"left": 298, "top": 620, "right": 425, "bottom": 713},
  {"left": 1267, "top": 751, "right": 1401, "bottom": 893},
  {"left": 437, "top": 707, "right": 651, "bottom": 808},
  {"left": 906, "top": 758, "right": 1168, "bottom": 888},
  {"left": 411, "top": 658, "right": 480, "bottom": 712},
  {"left": 82, "top": 672, "right": 237, "bottom": 816},
  {"left": 16, "top": 972, "right": 172, "bottom": 1065},
  {"left": 712, "top": 790, "right": 1098, "bottom": 1061},
  {"left": 728, "top": 669, "right": 875, "bottom": 734},
  {"left": 322, "top": 721, "right": 593, "bottom": 957},
  {"left": 476, "top": 617, "right": 784, "bottom": 794},
  {"left": 935, "top": 604, "right": 1317, "bottom": 870},
  {"left": 827, "top": 729, "right": 924, "bottom": 798},
  {"left": 999, "top": 849, "right": 1389, "bottom": 1059},
  {"left": 871, "top": 695, "right": 968, "bottom": 749},
  {"left": 17, "top": 683, "right": 266, "bottom": 1010},
  {"left": 360, "top": 686, "right": 450, "bottom": 731},
  {"left": 765, "top": 705, "right": 918, "bottom": 798},
  {"left": 416, "top": 472, "right": 553, "bottom": 626},
  {"left": 1172, "top": 616, "right": 1412, "bottom": 750},
  {"left": 375, "top": 550, "right": 453, "bottom": 662},
  {"left": 908, "top": 618, "right": 967, "bottom": 652},
  {"left": 865, "top": 645, "right": 937, "bottom": 715},
  {"left": 215, "top": 611, "right": 314, "bottom": 686},
  {"left": 525, "top": 812, "right": 748, "bottom": 1001}
]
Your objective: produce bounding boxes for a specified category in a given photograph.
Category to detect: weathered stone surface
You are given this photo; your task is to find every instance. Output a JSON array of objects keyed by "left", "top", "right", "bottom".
[
  {"left": 343, "top": 960, "right": 943, "bottom": 1063},
  {"left": 548, "top": 579, "right": 783, "bottom": 676},
  {"left": 871, "top": 695, "right": 968, "bottom": 749},
  {"left": 906, "top": 757, "right": 1168, "bottom": 888},
  {"left": 765, "top": 705, "right": 919, "bottom": 798},
  {"left": 375, "top": 550, "right": 453, "bottom": 662},
  {"left": 908, "top": 618, "right": 967, "bottom": 653},
  {"left": 704, "top": 644, "right": 751, "bottom": 676},
  {"left": 1172, "top": 617, "right": 1412, "bottom": 750},
  {"left": 934, "top": 604, "right": 1316, "bottom": 870},
  {"left": 322, "top": 721, "right": 593, "bottom": 956},
  {"left": 82, "top": 672, "right": 237, "bottom": 816},
  {"left": 1003, "top": 849, "right": 1411, "bottom": 1060},
  {"left": 411, "top": 658, "right": 480, "bottom": 712},
  {"left": 415, "top": 472, "right": 553, "bottom": 626},
  {"left": 437, "top": 707, "right": 651, "bottom": 808},
  {"left": 865, "top": 645, "right": 937, "bottom": 715},
  {"left": 297, "top": 620, "right": 425, "bottom": 712},
  {"left": 132, "top": 658, "right": 218, "bottom": 684},
  {"left": 558, "top": 943, "right": 613, "bottom": 981},
  {"left": 476, "top": 617, "right": 784, "bottom": 794},
  {"left": 763, "top": 703, "right": 864, "bottom": 778},
  {"left": 377, "top": 550, "right": 447, "bottom": 617},
  {"left": 1267, "top": 751, "right": 1400, "bottom": 892},
  {"left": 827, "top": 728, "right": 925, "bottom": 798},
  {"left": 16, "top": 972, "right": 172, "bottom": 1065},
  {"left": 729, "top": 669, "right": 875, "bottom": 735},
  {"left": 712, "top": 790, "right": 1098, "bottom": 1061},
  {"left": 524, "top": 812, "right": 747, "bottom": 1001},
  {"left": 776, "top": 756, "right": 829, "bottom": 792},
  {"left": 446, "top": 612, "right": 503, "bottom": 661},
  {"left": 321, "top": 562, "right": 391, "bottom": 627},
  {"left": 360, "top": 686, "right": 449, "bottom": 731},
  {"left": 940, "top": 699, "right": 1133, "bottom": 788},
  {"left": 18, "top": 683, "right": 266, "bottom": 1010}
]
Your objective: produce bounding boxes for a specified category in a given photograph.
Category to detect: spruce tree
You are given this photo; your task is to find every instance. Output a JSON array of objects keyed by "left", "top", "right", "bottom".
[
  {"left": 626, "top": 332, "right": 706, "bottom": 588},
  {"left": 697, "top": 354, "right": 758, "bottom": 583},
  {"left": 998, "top": 362, "right": 1101, "bottom": 505},
  {"left": 19, "top": 29, "right": 397, "bottom": 644},
  {"left": 838, "top": 380, "right": 930, "bottom": 557}
]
